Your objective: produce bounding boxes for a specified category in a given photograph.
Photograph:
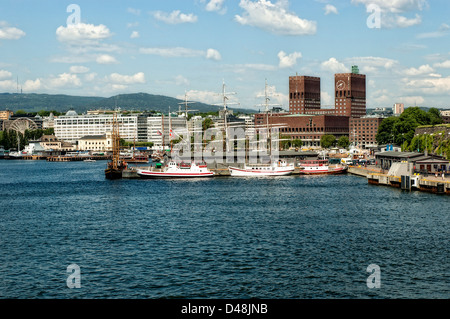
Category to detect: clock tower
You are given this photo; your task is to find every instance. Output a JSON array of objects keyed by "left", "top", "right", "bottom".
[{"left": 334, "top": 66, "right": 366, "bottom": 118}]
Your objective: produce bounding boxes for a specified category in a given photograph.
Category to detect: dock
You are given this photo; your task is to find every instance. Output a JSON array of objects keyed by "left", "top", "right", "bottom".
[
  {"left": 47, "top": 155, "right": 110, "bottom": 162},
  {"left": 348, "top": 164, "right": 450, "bottom": 195}
]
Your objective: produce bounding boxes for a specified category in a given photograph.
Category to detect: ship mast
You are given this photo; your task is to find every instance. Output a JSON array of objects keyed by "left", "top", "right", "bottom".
[{"left": 111, "top": 111, "right": 120, "bottom": 170}]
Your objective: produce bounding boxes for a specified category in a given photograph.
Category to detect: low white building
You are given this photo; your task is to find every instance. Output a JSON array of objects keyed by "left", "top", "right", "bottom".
[{"left": 77, "top": 133, "right": 113, "bottom": 152}]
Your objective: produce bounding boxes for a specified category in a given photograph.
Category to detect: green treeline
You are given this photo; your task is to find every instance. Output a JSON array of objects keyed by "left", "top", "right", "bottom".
[
  {"left": 0, "top": 128, "right": 54, "bottom": 150},
  {"left": 376, "top": 107, "right": 443, "bottom": 148}
]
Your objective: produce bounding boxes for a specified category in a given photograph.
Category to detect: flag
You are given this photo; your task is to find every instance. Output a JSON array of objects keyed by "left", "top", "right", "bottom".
[{"left": 157, "top": 130, "right": 162, "bottom": 136}]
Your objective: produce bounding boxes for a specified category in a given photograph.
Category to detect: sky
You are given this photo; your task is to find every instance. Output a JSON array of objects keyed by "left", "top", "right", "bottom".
[{"left": 1, "top": 0, "right": 450, "bottom": 111}]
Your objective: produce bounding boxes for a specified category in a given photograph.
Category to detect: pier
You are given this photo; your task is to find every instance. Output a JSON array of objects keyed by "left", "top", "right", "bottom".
[
  {"left": 47, "top": 155, "right": 110, "bottom": 162},
  {"left": 348, "top": 164, "right": 450, "bottom": 195}
]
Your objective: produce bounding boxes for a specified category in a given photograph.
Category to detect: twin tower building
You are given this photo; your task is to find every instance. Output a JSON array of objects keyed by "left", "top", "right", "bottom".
[{"left": 255, "top": 66, "right": 368, "bottom": 147}]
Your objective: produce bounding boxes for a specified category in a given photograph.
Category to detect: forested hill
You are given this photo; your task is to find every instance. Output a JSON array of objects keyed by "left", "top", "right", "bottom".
[{"left": 0, "top": 92, "right": 254, "bottom": 114}]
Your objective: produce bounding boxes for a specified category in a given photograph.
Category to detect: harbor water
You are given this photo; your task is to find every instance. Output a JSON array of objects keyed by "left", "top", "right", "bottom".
[{"left": 0, "top": 160, "right": 448, "bottom": 299}]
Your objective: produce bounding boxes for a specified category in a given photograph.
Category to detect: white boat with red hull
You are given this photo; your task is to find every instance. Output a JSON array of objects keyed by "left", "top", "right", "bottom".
[
  {"left": 137, "top": 161, "right": 214, "bottom": 179},
  {"left": 298, "top": 159, "right": 347, "bottom": 175}
]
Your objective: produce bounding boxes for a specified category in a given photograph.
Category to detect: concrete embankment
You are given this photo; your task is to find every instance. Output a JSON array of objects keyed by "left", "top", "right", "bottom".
[{"left": 348, "top": 165, "right": 450, "bottom": 195}]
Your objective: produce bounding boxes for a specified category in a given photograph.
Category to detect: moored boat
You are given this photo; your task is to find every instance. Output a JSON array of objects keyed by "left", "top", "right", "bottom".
[
  {"left": 137, "top": 161, "right": 214, "bottom": 178},
  {"left": 298, "top": 159, "right": 347, "bottom": 175},
  {"left": 229, "top": 159, "right": 295, "bottom": 177}
]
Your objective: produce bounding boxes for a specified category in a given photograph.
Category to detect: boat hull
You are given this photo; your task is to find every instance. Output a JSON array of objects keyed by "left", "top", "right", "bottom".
[
  {"left": 228, "top": 166, "right": 294, "bottom": 177},
  {"left": 299, "top": 167, "right": 347, "bottom": 175},
  {"left": 105, "top": 168, "right": 123, "bottom": 179}
]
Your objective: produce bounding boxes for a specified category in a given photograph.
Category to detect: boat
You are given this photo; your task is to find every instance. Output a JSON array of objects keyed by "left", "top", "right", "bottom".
[
  {"left": 298, "top": 159, "right": 347, "bottom": 175},
  {"left": 229, "top": 159, "right": 295, "bottom": 176},
  {"left": 105, "top": 111, "right": 125, "bottom": 180},
  {"left": 84, "top": 159, "right": 96, "bottom": 162},
  {"left": 137, "top": 160, "right": 214, "bottom": 178},
  {"left": 228, "top": 80, "right": 295, "bottom": 177}
]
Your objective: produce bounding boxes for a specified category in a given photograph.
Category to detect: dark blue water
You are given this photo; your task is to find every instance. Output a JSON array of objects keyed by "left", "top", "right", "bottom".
[{"left": 0, "top": 160, "right": 448, "bottom": 299}]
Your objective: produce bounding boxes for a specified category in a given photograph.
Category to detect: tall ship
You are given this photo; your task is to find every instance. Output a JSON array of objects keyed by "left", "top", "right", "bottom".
[
  {"left": 137, "top": 93, "right": 214, "bottom": 179},
  {"left": 105, "top": 111, "right": 126, "bottom": 179},
  {"left": 298, "top": 159, "right": 347, "bottom": 175},
  {"left": 228, "top": 80, "right": 295, "bottom": 177}
]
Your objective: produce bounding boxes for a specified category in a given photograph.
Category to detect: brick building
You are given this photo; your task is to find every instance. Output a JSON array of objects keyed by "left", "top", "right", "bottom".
[
  {"left": 349, "top": 117, "right": 384, "bottom": 148},
  {"left": 255, "top": 113, "right": 349, "bottom": 147},
  {"left": 289, "top": 76, "right": 321, "bottom": 114},
  {"left": 334, "top": 68, "right": 366, "bottom": 118}
]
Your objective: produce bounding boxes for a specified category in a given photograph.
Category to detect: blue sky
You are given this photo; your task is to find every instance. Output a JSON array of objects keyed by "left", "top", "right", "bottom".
[{"left": 1, "top": 0, "right": 450, "bottom": 111}]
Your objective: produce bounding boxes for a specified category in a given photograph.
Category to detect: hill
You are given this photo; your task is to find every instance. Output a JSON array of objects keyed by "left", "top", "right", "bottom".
[{"left": 0, "top": 92, "right": 255, "bottom": 114}]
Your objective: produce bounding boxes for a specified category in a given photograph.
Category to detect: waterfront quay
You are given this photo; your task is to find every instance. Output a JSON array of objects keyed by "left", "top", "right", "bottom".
[{"left": 348, "top": 165, "right": 450, "bottom": 195}]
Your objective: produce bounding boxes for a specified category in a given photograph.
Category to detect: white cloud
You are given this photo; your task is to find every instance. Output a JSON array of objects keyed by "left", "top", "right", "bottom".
[
  {"left": 177, "top": 90, "right": 220, "bottom": 105},
  {"left": 228, "top": 63, "right": 277, "bottom": 74},
  {"left": 206, "top": 48, "right": 222, "bottom": 61},
  {"left": 386, "top": 14, "right": 422, "bottom": 28},
  {"left": 0, "top": 21, "right": 26, "bottom": 40},
  {"left": 351, "top": 0, "right": 428, "bottom": 14},
  {"left": 417, "top": 23, "right": 450, "bottom": 39},
  {"left": 321, "top": 91, "right": 332, "bottom": 106},
  {"left": 140, "top": 47, "right": 204, "bottom": 58},
  {"left": 48, "top": 73, "right": 82, "bottom": 88},
  {"left": 96, "top": 54, "right": 118, "bottom": 64},
  {"left": 278, "top": 51, "right": 302, "bottom": 68},
  {"left": 69, "top": 66, "right": 90, "bottom": 74},
  {"left": 324, "top": 4, "right": 338, "bottom": 15},
  {"left": 152, "top": 10, "right": 198, "bottom": 24},
  {"left": 108, "top": 72, "right": 146, "bottom": 84},
  {"left": 403, "top": 64, "right": 434, "bottom": 76},
  {"left": 434, "top": 60, "right": 450, "bottom": 68},
  {"left": 321, "top": 57, "right": 349, "bottom": 73},
  {"left": 405, "top": 77, "right": 450, "bottom": 94},
  {"left": 175, "top": 75, "right": 190, "bottom": 86},
  {"left": 127, "top": 8, "right": 141, "bottom": 16},
  {"left": 140, "top": 47, "right": 221, "bottom": 61},
  {"left": 235, "top": 0, "right": 317, "bottom": 36},
  {"left": 204, "top": 0, "right": 227, "bottom": 14},
  {"left": 0, "top": 70, "right": 12, "bottom": 80},
  {"left": 255, "top": 84, "right": 288, "bottom": 106},
  {"left": 23, "top": 79, "right": 42, "bottom": 91},
  {"left": 352, "top": 0, "right": 426, "bottom": 28},
  {"left": 399, "top": 95, "right": 425, "bottom": 105},
  {"left": 84, "top": 73, "right": 97, "bottom": 82},
  {"left": 130, "top": 31, "right": 140, "bottom": 39},
  {"left": 56, "top": 23, "right": 112, "bottom": 44}
]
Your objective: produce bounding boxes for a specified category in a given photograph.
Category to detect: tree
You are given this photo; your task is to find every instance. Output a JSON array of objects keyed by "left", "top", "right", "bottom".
[
  {"left": 377, "top": 107, "right": 444, "bottom": 146},
  {"left": 202, "top": 118, "right": 213, "bottom": 131},
  {"left": 320, "top": 134, "right": 336, "bottom": 149},
  {"left": 292, "top": 139, "right": 303, "bottom": 148},
  {"left": 337, "top": 136, "right": 350, "bottom": 149}
]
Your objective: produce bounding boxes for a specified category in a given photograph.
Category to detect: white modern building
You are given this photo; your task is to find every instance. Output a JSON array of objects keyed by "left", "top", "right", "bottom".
[{"left": 54, "top": 110, "right": 138, "bottom": 142}]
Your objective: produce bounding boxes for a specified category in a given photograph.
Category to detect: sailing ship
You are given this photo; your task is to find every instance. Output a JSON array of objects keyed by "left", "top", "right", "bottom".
[
  {"left": 105, "top": 111, "right": 126, "bottom": 179},
  {"left": 137, "top": 93, "right": 214, "bottom": 179},
  {"left": 228, "top": 80, "right": 295, "bottom": 177}
]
